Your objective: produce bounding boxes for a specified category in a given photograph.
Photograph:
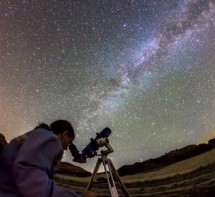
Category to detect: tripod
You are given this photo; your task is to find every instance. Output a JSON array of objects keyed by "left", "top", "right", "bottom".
[{"left": 86, "top": 143, "right": 130, "bottom": 197}]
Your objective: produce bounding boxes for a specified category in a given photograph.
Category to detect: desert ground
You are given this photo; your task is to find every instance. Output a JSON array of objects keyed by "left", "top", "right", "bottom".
[{"left": 55, "top": 149, "right": 215, "bottom": 196}]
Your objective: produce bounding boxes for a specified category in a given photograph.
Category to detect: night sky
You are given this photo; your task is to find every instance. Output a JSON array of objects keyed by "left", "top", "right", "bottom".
[{"left": 0, "top": 0, "right": 215, "bottom": 172}]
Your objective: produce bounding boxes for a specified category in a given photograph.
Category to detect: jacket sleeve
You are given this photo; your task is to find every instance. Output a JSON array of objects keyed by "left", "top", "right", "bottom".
[{"left": 12, "top": 129, "right": 81, "bottom": 197}]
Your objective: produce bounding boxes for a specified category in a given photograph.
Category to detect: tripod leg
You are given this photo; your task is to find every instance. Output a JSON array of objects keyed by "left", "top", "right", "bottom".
[
  {"left": 102, "top": 159, "right": 119, "bottom": 197},
  {"left": 109, "top": 159, "right": 130, "bottom": 197},
  {"left": 106, "top": 159, "right": 119, "bottom": 197},
  {"left": 86, "top": 158, "right": 102, "bottom": 191}
]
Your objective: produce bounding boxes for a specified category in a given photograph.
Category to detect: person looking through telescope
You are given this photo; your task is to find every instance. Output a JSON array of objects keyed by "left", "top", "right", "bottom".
[{"left": 0, "top": 119, "right": 97, "bottom": 197}]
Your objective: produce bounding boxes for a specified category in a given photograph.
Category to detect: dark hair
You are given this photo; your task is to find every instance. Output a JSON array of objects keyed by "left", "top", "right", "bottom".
[
  {"left": 34, "top": 123, "right": 51, "bottom": 130},
  {"left": 50, "top": 120, "right": 75, "bottom": 139}
]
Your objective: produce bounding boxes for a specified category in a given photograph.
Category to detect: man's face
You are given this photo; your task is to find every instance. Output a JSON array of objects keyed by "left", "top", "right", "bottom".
[{"left": 60, "top": 131, "right": 73, "bottom": 150}]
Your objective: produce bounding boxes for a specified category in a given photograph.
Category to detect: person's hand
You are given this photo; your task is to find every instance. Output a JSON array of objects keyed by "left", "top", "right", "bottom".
[{"left": 83, "top": 190, "right": 100, "bottom": 197}]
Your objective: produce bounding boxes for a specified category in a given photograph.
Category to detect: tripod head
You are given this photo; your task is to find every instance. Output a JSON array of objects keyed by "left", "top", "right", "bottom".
[{"left": 97, "top": 139, "right": 114, "bottom": 156}]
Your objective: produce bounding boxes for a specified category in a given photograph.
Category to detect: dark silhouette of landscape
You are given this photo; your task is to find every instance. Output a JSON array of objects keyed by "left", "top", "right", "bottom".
[{"left": 118, "top": 138, "right": 215, "bottom": 176}]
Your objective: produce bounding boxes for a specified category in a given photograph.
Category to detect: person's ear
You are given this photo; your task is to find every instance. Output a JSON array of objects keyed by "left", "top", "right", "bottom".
[{"left": 63, "top": 131, "right": 69, "bottom": 137}]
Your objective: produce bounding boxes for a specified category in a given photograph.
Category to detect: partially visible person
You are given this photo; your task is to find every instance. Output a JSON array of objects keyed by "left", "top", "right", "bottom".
[{"left": 0, "top": 120, "right": 97, "bottom": 197}]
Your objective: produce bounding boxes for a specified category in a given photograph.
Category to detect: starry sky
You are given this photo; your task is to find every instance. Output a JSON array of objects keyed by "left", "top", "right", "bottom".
[{"left": 0, "top": 0, "right": 215, "bottom": 172}]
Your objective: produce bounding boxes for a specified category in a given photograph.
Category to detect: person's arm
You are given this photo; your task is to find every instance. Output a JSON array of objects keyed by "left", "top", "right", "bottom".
[{"left": 12, "top": 129, "right": 80, "bottom": 197}]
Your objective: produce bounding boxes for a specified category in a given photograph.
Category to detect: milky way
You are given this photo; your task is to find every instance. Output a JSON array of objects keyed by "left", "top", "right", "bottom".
[{"left": 0, "top": 0, "right": 215, "bottom": 171}]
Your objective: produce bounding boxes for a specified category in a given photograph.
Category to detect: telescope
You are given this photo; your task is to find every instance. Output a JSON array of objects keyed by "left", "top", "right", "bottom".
[
  {"left": 69, "top": 127, "right": 111, "bottom": 163},
  {"left": 69, "top": 127, "right": 130, "bottom": 197}
]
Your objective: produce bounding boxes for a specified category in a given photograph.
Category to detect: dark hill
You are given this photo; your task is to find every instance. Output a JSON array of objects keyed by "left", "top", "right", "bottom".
[
  {"left": 56, "top": 162, "right": 91, "bottom": 177},
  {"left": 118, "top": 138, "right": 215, "bottom": 176},
  {"left": 0, "top": 133, "right": 7, "bottom": 152}
]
